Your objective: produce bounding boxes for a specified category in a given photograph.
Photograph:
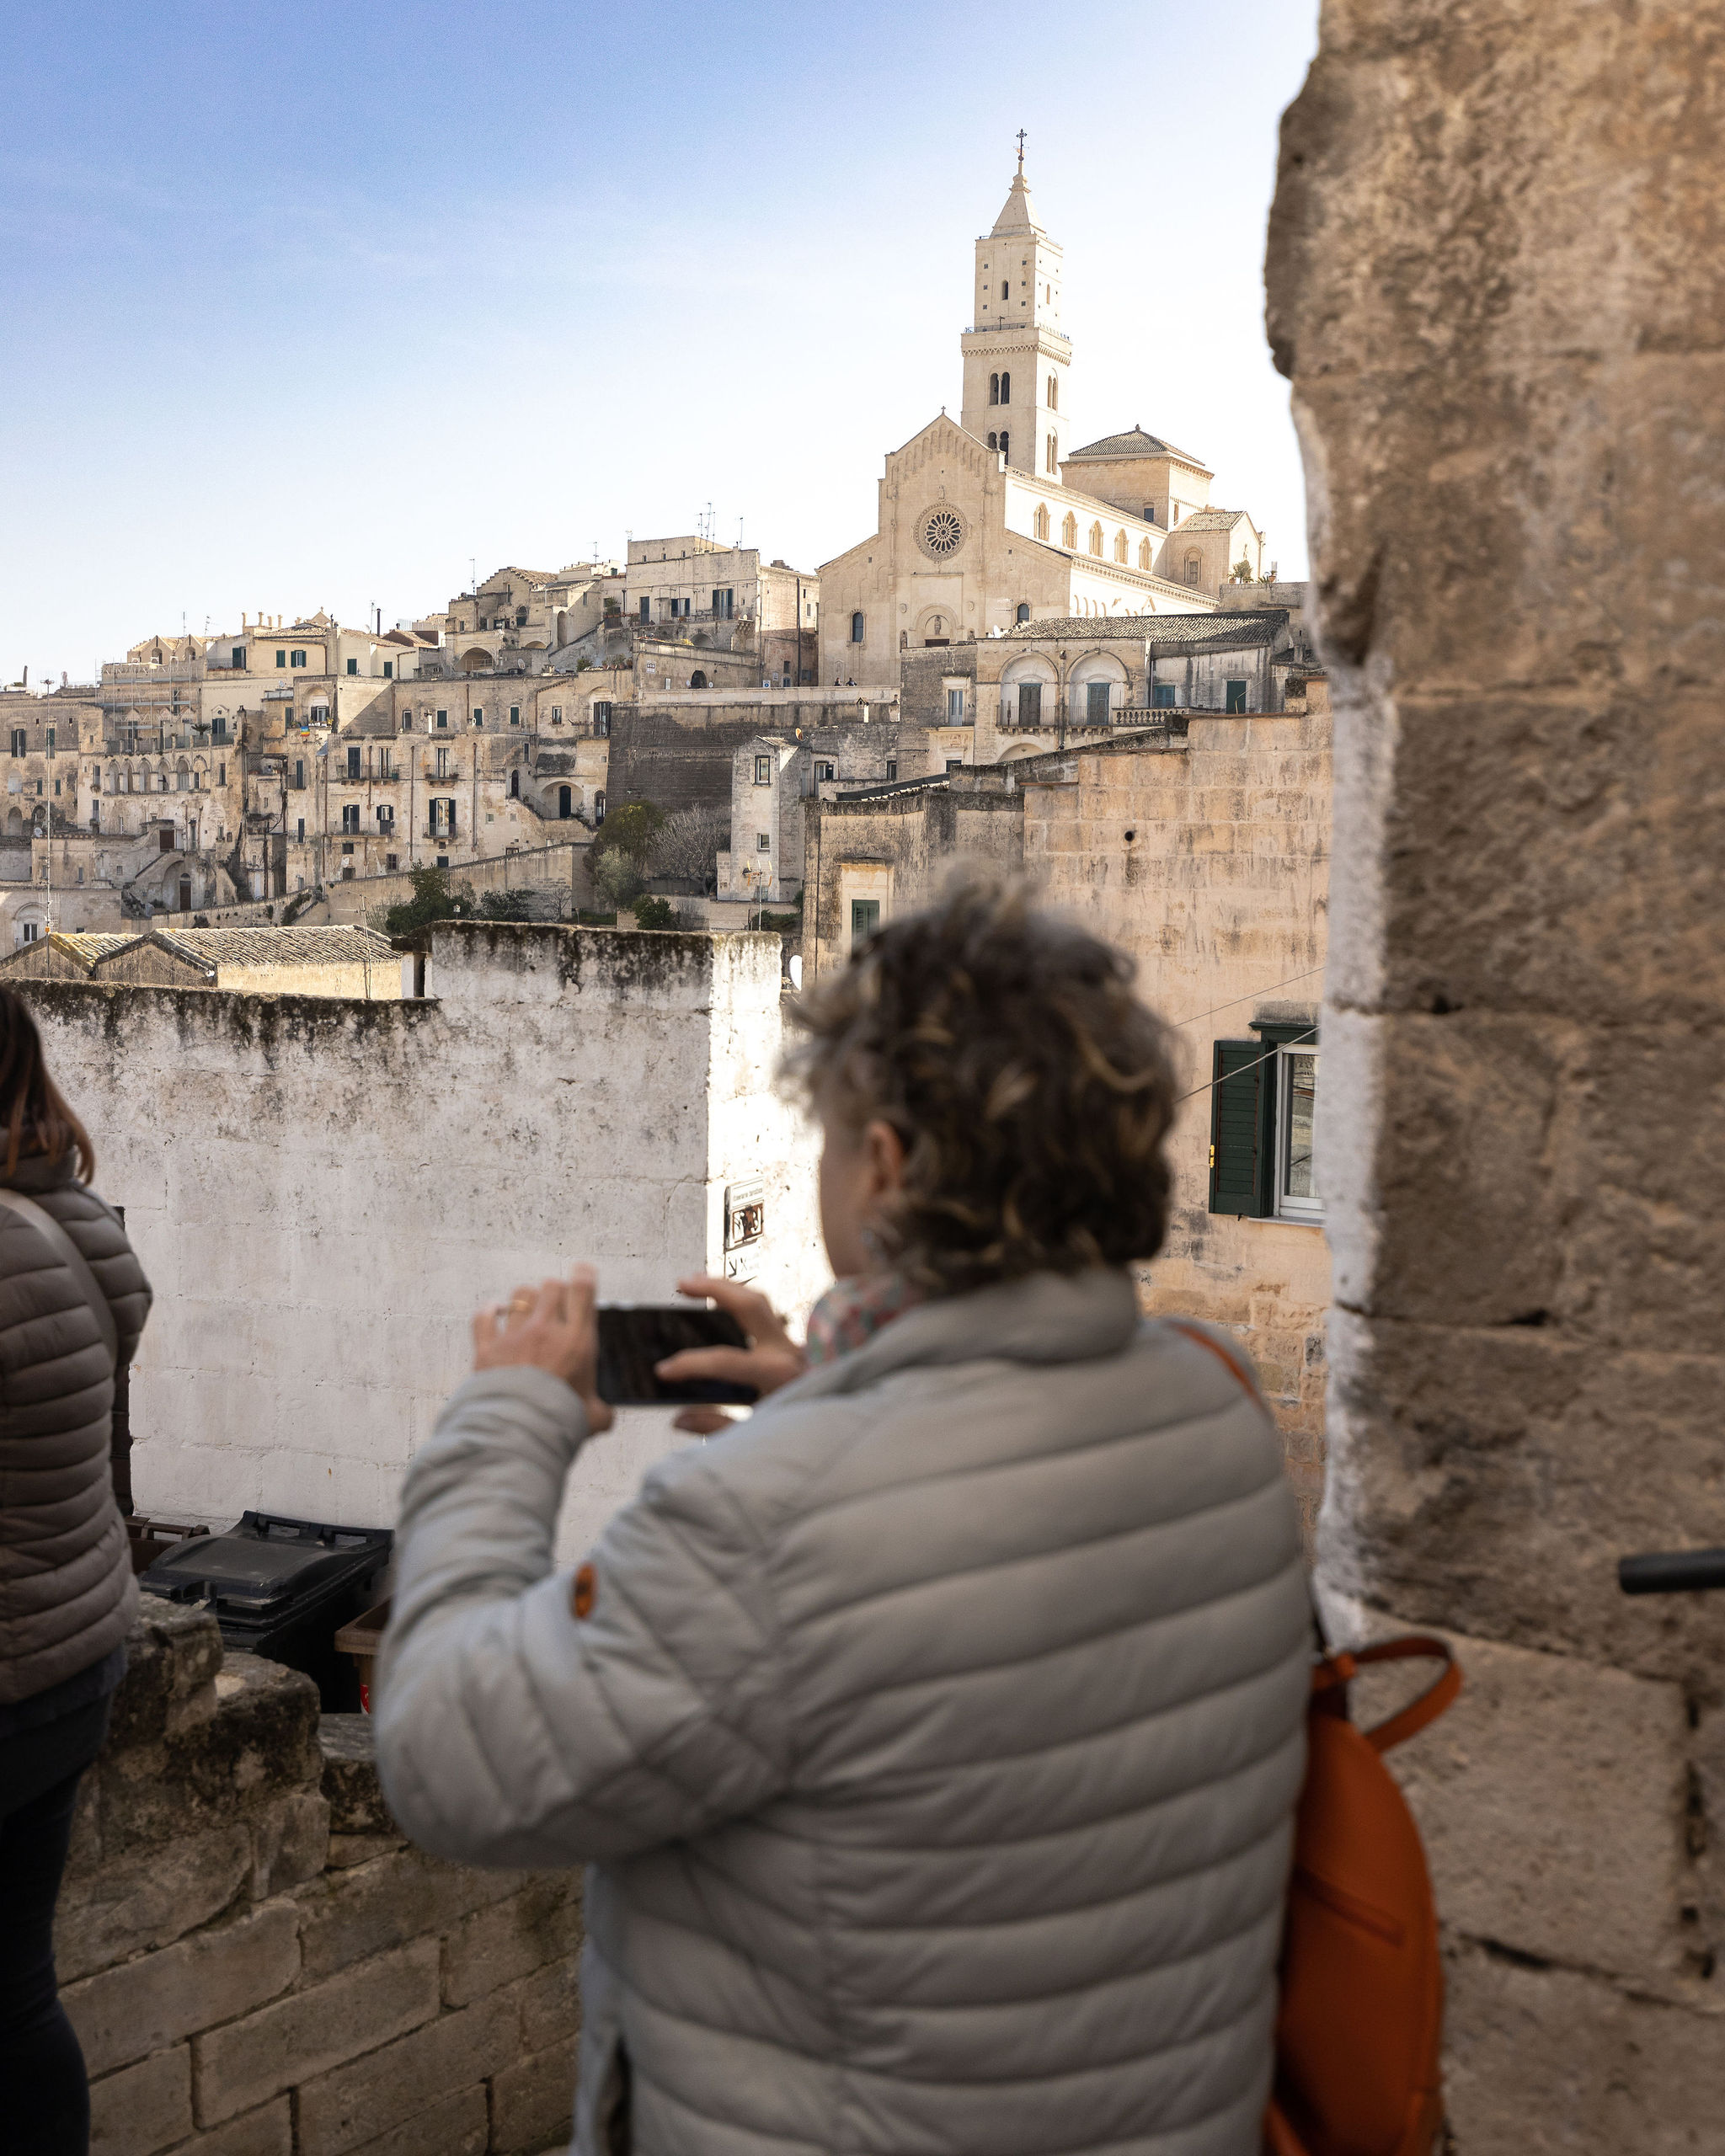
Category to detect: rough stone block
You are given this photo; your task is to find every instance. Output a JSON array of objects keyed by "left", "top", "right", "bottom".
[
  {"left": 324, "top": 1831, "right": 408, "bottom": 1870},
  {"left": 340, "top": 2084, "right": 489, "bottom": 2156},
  {"left": 1356, "top": 1622, "right": 1687, "bottom": 1983},
  {"left": 519, "top": 1956, "right": 581, "bottom": 2053},
  {"left": 171, "top": 2099, "right": 293, "bottom": 2156},
  {"left": 107, "top": 1597, "right": 226, "bottom": 1751},
  {"left": 295, "top": 1993, "right": 519, "bottom": 2156},
  {"left": 295, "top": 1846, "right": 523, "bottom": 1983},
  {"left": 88, "top": 2044, "right": 193, "bottom": 2155},
  {"left": 318, "top": 1715, "right": 396, "bottom": 1836},
  {"left": 97, "top": 1652, "right": 323, "bottom": 1860},
  {"left": 492, "top": 2041, "right": 577, "bottom": 2156},
  {"left": 1443, "top": 1938, "right": 1725, "bottom": 2155},
  {"left": 65, "top": 1902, "right": 301, "bottom": 2079},
  {"left": 192, "top": 1936, "right": 441, "bottom": 2127},
  {"left": 442, "top": 1877, "right": 581, "bottom": 2008},
  {"left": 55, "top": 1822, "right": 252, "bottom": 1984},
  {"left": 250, "top": 1790, "right": 330, "bottom": 1897}
]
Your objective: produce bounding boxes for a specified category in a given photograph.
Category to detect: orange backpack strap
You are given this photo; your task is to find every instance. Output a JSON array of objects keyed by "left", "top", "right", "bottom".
[
  {"left": 1167, "top": 1319, "right": 1266, "bottom": 1410},
  {"left": 1348, "top": 1636, "right": 1462, "bottom": 1753}
]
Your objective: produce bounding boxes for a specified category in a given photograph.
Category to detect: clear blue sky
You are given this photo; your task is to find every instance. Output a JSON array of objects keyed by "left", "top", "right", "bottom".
[{"left": 0, "top": 1, "right": 1319, "bottom": 686}]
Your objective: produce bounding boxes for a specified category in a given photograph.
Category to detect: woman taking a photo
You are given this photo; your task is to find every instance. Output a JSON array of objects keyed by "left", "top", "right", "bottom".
[
  {"left": 378, "top": 878, "right": 1310, "bottom": 2156},
  {"left": 0, "top": 990, "right": 151, "bottom": 2155}
]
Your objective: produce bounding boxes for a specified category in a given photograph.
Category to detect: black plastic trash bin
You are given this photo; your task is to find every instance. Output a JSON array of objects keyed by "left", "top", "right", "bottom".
[{"left": 141, "top": 1512, "right": 393, "bottom": 1711}]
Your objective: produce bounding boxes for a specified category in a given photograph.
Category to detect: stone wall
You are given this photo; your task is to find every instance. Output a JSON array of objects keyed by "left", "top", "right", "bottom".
[
  {"left": 799, "top": 719, "right": 1332, "bottom": 1522},
  {"left": 1268, "top": 2, "right": 1725, "bottom": 2139},
  {"left": 17, "top": 923, "right": 825, "bottom": 1556},
  {"left": 1021, "top": 711, "right": 1332, "bottom": 1527},
  {"left": 63, "top": 1596, "right": 579, "bottom": 2156}
]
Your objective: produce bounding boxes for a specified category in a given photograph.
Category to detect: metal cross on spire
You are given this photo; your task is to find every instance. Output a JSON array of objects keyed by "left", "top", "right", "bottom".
[{"left": 1016, "top": 128, "right": 1027, "bottom": 173}]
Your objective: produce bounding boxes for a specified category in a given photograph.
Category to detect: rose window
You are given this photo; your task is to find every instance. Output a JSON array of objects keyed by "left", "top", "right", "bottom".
[{"left": 922, "top": 510, "right": 964, "bottom": 556}]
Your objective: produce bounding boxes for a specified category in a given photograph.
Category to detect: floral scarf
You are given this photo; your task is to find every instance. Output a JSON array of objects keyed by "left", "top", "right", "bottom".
[{"left": 803, "top": 1273, "right": 921, "bottom": 1367}]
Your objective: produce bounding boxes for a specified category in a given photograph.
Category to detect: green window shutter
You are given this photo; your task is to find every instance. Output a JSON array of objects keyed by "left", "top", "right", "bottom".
[{"left": 1210, "top": 1038, "right": 1268, "bottom": 1216}]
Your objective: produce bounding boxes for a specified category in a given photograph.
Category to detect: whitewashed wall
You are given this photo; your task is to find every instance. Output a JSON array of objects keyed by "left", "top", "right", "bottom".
[{"left": 23, "top": 923, "right": 825, "bottom": 1559}]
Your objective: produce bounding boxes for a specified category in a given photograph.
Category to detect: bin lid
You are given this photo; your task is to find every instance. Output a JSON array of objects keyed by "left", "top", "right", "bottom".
[{"left": 141, "top": 1511, "right": 391, "bottom": 1617}]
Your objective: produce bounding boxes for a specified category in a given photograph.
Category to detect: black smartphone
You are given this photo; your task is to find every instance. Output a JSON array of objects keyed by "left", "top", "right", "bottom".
[{"left": 595, "top": 1304, "right": 757, "bottom": 1407}]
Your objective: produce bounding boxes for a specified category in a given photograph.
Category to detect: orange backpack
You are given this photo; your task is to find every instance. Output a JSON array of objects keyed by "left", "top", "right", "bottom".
[
  {"left": 1163, "top": 1324, "right": 1460, "bottom": 2156},
  {"left": 1265, "top": 1636, "right": 1461, "bottom": 2156}
]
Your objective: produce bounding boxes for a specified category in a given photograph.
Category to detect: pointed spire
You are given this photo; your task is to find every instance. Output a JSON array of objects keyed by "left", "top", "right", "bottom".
[{"left": 991, "top": 134, "right": 1043, "bottom": 237}]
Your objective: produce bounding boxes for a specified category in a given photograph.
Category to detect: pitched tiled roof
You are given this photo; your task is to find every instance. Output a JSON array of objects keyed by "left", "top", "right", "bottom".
[
  {"left": 160, "top": 926, "right": 396, "bottom": 967},
  {"left": 1064, "top": 426, "right": 1212, "bottom": 472},
  {"left": 1173, "top": 507, "right": 1252, "bottom": 532},
  {"left": 1004, "top": 610, "right": 1289, "bottom": 648}
]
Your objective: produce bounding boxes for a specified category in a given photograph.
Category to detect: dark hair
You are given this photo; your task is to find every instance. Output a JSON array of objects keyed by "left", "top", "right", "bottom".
[
  {"left": 784, "top": 875, "right": 1178, "bottom": 1296},
  {"left": 0, "top": 990, "right": 94, "bottom": 1183}
]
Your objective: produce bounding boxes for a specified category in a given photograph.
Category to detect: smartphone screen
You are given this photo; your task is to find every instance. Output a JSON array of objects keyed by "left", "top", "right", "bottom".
[{"left": 595, "top": 1304, "right": 756, "bottom": 1407}]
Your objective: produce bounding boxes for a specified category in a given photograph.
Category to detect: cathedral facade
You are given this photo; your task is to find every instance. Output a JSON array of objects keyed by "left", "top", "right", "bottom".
[{"left": 818, "top": 157, "right": 1268, "bottom": 687}]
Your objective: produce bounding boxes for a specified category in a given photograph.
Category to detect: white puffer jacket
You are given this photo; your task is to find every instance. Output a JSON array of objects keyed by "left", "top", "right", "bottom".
[{"left": 377, "top": 1269, "right": 1310, "bottom": 2156}]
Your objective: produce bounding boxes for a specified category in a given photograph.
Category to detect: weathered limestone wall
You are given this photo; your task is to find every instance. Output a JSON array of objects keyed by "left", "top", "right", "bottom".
[
  {"left": 1023, "top": 711, "right": 1332, "bottom": 1521},
  {"left": 19, "top": 923, "right": 825, "bottom": 1552},
  {"left": 1268, "top": 3, "right": 1725, "bottom": 2137},
  {"left": 64, "top": 1596, "right": 579, "bottom": 2156}
]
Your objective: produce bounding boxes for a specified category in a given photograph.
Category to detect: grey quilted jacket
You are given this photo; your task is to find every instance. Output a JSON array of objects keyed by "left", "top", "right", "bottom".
[
  {"left": 377, "top": 1268, "right": 1310, "bottom": 2156},
  {"left": 0, "top": 1151, "right": 152, "bottom": 1705}
]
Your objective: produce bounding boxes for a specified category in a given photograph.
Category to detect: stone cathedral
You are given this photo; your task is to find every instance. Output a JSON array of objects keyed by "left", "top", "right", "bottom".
[{"left": 818, "top": 153, "right": 1269, "bottom": 685}]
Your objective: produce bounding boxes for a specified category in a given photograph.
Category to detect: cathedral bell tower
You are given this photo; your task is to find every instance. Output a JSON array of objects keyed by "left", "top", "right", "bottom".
[{"left": 959, "top": 139, "right": 1071, "bottom": 483}]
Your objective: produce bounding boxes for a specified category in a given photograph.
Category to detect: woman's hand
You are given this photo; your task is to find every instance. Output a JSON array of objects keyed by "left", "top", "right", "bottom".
[
  {"left": 658, "top": 1274, "right": 808, "bottom": 1436},
  {"left": 472, "top": 1266, "right": 615, "bottom": 1434}
]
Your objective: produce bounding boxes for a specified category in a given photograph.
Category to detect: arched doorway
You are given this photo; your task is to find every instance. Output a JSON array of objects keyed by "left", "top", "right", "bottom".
[
  {"left": 690, "top": 670, "right": 708, "bottom": 688},
  {"left": 558, "top": 786, "right": 572, "bottom": 819},
  {"left": 178, "top": 875, "right": 192, "bottom": 911}
]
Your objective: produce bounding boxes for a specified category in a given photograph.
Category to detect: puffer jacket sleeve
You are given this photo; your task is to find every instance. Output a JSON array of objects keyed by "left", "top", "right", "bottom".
[
  {"left": 53, "top": 1187, "right": 152, "bottom": 1366},
  {"left": 375, "top": 1365, "right": 792, "bottom": 1871}
]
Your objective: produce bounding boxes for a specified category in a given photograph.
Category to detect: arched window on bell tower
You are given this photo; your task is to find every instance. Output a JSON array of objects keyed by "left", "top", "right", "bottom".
[
  {"left": 999, "top": 371, "right": 1010, "bottom": 404},
  {"left": 998, "top": 431, "right": 1009, "bottom": 462},
  {"left": 1047, "top": 374, "right": 1058, "bottom": 411},
  {"left": 989, "top": 372, "right": 1000, "bottom": 405}
]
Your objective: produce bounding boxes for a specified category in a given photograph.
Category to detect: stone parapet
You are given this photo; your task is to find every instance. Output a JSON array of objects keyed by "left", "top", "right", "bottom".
[{"left": 59, "top": 1597, "right": 581, "bottom": 2156}]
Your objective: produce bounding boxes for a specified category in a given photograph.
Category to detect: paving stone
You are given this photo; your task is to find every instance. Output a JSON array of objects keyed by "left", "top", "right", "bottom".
[
  {"left": 171, "top": 2098, "right": 293, "bottom": 2156},
  {"left": 88, "top": 2045, "right": 192, "bottom": 2154},
  {"left": 341, "top": 2084, "right": 489, "bottom": 2156},
  {"left": 295, "top": 1994, "right": 519, "bottom": 2156},
  {"left": 296, "top": 1845, "right": 522, "bottom": 1983},
  {"left": 192, "top": 1937, "right": 440, "bottom": 2127},
  {"left": 519, "top": 1956, "right": 581, "bottom": 2053},
  {"left": 55, "top": 1822, "right": 252, "bottom": 1983},
  {"left": 64, "top": 1901, "right": 300, "bottom": 2079},
  {"left": 492, "top": 2040, "right": 578, "bottom": 2156},
  {"left": 443, "top": 1878, "right": 580, "bottom": 2008}
]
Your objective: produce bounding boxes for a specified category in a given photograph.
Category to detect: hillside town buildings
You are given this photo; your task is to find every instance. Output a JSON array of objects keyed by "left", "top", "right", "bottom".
[{"left": 12, "top": 148, "right": 1320, "bottom": 1511}]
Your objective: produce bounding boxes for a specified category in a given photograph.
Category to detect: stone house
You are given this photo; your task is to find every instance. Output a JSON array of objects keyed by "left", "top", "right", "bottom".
[
  {"left": 0, "top": 924, "right": 401, "bottom": 997},
  {"left": 799, "top": 683, "right": 1332, "bottom": 1520},
  {"left": 715, "top": 719, "right": 908, "bottom": 906}
]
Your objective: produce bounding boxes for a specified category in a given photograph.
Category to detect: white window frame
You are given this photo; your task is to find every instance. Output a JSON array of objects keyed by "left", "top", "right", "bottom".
[{"left": 1273, "top": 1043, "right": 1322, "bottom": 1221}]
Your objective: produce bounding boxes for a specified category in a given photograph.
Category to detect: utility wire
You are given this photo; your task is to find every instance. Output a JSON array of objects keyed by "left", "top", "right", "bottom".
[
  {"left": 1167, "top": 965, "right": 1325, "bottom": 1029},
  {"left": 1176, "top": 1027, "right": 1317, "bottom": 1106}
]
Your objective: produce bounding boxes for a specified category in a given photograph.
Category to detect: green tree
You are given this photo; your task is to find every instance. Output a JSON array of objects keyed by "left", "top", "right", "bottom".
[
  {"left": 590, "top": 849, "right": 645, "bottom": 914},
  {"left": 382, "top": 866, "right": 474, "bottom": 937},
  {"left": 633, "top": 894, "right": 678, "bottom": 931},
  {"left": 592, "top": 799, "right": 665, "bottom": 866},
  {"left": 478, "top": 888, "right": 534, "bottom": 922}
]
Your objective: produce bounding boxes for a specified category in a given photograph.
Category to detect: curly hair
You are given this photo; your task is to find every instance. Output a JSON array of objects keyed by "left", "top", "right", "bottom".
[{"left": 783, "top": 875, "right": 1178, "bottom": 1296}]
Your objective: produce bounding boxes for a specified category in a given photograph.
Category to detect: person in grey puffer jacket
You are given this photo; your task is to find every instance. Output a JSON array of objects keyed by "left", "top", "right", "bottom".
[
  {"left": 377, "top": 877, "right": 1311, "bottom": 2156},
  {"left": 0, "top": 988, "right": 152, "bottom": 2156}
]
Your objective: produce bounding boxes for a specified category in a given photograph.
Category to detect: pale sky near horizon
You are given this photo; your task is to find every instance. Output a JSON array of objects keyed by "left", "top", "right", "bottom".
[{"left": 1, "top": 2, "right": 1320, "bottom": 688}]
